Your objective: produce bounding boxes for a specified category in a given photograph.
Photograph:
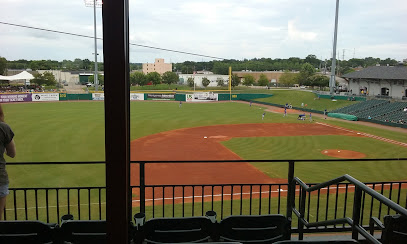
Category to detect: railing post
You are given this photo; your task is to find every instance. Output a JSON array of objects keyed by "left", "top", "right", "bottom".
[
  {"left": 352, "top": 186, "right": 362, "bottom": 240},
  {"left": 140, "top": 162, "right": 146, "bottom": 214},
  {"left": 286, "top": 160, "right": 295, "bottom": 237},
  {"left": 298, "top": 187, "right": 307, "bottom": 240}
]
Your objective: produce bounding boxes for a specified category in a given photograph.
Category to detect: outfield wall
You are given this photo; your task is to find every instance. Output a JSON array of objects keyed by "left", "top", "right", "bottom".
[
  {"left": 0, "top": 92, "right": 274, "bottom": 103},
  {"left": 0, "top": 92, "right": 272, "bottom": 103}
]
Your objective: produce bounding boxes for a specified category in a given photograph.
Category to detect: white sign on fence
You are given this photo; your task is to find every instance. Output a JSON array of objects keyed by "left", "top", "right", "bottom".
[
  {"left": 130, "top": 93, "right": 144, "bottom": 101},
  {"left": 92, "top": 93, "right": 105, "bottom": 100},
  {"left": 186, "top": 92, "right": 218, "bottom": 102},
  {"left": 32, "top": 93, "right": 59, "bottom": 102}
]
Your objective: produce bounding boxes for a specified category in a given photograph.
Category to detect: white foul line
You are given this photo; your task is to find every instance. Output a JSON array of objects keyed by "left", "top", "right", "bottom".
[{"left": 316, "top": 122, "right": 407, "bottom": 147}]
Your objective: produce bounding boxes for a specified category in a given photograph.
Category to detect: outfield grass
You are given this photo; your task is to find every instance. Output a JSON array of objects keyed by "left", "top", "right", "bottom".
[
  {"left": 255, "top": 90, "right": 355, "bottom": 111},
  {"left": 222, "top": 135, "right": 407, "bottom": 182},
  {"left": 2, "top": 101, "right": 406, "bottom": 188},
  {"left": 1, "top": 100, "right": 406, "bottom": 223}
]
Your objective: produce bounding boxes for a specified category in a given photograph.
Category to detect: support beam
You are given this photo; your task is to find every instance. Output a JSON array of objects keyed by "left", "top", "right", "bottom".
[{"left": 102, "top": 0, "right": 130, "bottom": 243}]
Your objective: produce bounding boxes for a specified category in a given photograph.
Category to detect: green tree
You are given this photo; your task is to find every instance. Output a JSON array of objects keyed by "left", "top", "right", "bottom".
[
  {"left": 88, "top": 74, "right": 105, "bottom": 85},
  {"left": 279, "top": 71, "right": 299, "bottom": 87},
  {"left": 257, "top": 74, "right": 269, "bottom": 86},
  {"left": 0, "top": 57, "right": 7, "bottom": 75},
  {"left": 298, "top": 62, "right": 316, "bottom": 85},
  {"left": 130, "top": 72, "right": 146, "bottom": 86},
  {"left": 161, "top": 71, "right": 179, "bottom": 86},
  {"left": 201, "top": 77, "right": 210, "bottom": 88},
  {"left": 308, "top": 74, "right": 329, "bottom": 88},
  {"left": 187, "top": 77, "right": 195, "bottom": 87},
  {"left": 216, "top": 78, "right": 225, "bottom": 87},
  {"left": 32, "top": 72, "right": 56, "bottom": 86},
  {"left": 242, "top": 74, "right": 255, "bottom": 86},
  {"left": 231, "top": 74, "right": 240, "bottom": 88},
  {"left": 146, "top": 72, "right": 161, "bottom": 85}
]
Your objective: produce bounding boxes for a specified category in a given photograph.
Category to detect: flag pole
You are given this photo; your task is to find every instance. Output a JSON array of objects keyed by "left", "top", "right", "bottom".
[{"left": 229, "top": 66, "right": 232, "bottom": 101}]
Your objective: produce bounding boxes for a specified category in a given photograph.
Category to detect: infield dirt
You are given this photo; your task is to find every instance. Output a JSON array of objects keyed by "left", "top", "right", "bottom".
[{"left": 130, "top": 123, "right": 367, "bottom": 205}]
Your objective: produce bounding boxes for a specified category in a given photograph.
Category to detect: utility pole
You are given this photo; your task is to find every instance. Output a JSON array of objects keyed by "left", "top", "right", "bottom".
[
  {"left": 330, "top": 0, "right": 340, "bottom": 95},
  {"left": 84, "top": 0, "right": 102, "bottom": 91}
]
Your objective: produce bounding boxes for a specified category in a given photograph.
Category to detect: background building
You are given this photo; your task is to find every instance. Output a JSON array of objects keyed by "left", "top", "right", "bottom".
[
  {"left": 142, "top": 58, "right": 172, "bottom": 75},
  {"left": 342, "top": 64, "right": 407, "bottom": 99},
  {"left": 178, "top": 74, "right": 229, "bottom": 88},
  {"left": 233, "top": 71, "right": 285, "bottom": 84}
]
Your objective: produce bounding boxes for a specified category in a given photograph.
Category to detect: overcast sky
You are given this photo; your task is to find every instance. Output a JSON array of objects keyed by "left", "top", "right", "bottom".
[{"left": 0, "top": 0, "right": 406, "bottom": 63}]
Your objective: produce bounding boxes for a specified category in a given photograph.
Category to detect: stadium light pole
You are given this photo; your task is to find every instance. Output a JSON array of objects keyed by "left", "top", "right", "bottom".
[
  {"left": 84, "top": 0, "right": 102, "bottom": 91},
  {"left": 330, "top": 0, "right": 340, "bottom": 95}
]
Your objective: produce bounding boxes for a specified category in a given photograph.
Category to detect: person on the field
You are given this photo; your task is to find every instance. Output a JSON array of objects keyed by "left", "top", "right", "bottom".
[
  {"left": 309, "top": 112, "right": 312, "bottom": 122},
  {"left": 0, "top": 117, "right": 16, "bottom": 220},
  {"left": 283, "top": 107, "right": 287, "bottom": 117},
  {"left": 297, "top": 114, "right": 306, "bottom": 120},
  {"left": 262, "top": 112, "right": 265, "bottom": 120},
  {"left": 179, "top": 101, "right": 182, "bottom": 108}
]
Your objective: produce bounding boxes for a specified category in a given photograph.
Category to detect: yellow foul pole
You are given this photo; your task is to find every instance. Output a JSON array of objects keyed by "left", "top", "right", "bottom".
[{"left": 229, "top": 66, "right": 232, "bottom": 101}]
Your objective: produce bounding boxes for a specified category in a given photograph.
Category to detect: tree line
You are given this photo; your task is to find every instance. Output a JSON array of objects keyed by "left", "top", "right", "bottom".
[
  {"left": 173, "top": 55, "right": 400, "bottom": 75},
  {"left": 130, "top": 71, "right": 179, "bottom": 87},
  {"left": 1, "top": 57, "right": 141, "bottom": 73},
  {"left": 1, "top": 55, "right": 401, "bottom": 78}
]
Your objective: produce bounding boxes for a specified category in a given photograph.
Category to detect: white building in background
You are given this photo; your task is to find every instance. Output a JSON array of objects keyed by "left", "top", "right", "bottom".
[
  {"left": 342, "top": 64, "right": 407, "bottom": 99},
  {"left": 178, "top": 74, "right": 229, "bottom": 88}
]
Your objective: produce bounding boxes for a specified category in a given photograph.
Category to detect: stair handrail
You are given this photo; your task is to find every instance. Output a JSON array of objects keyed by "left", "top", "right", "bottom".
[{"left": 292, "top": 174, "right": 407, "bottom": 244}]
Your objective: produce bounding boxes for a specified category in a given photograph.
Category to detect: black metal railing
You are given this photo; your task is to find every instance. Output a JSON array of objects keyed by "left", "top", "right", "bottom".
[
  {"left": 5, "top": 158, "right": 407, "bottom": 236},
  {"left": 292, "top": 174, "right": 407, "bottom": 243}
]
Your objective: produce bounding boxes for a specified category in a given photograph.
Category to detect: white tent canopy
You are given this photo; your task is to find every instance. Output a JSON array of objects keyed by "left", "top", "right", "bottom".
[{"left": 0, "top": 71, "right": 34, "bottom": 81}]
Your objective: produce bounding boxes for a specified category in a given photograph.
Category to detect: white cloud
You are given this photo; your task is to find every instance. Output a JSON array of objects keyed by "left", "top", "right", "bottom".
[
  {"left": 0, "top": 0, "right": 406, "bottom": 62},
  {"left": 287, "top": 20, "right": 317, "bottom": 41}
]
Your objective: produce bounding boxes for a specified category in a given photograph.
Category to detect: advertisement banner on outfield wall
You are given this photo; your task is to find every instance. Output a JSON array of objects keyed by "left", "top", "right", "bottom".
[
  {"left": 0, "top": 93, "right": 32, "bottom": 103},
  {"left": 146, "top": 94, "right": 175, "bottom": 100},
  {"left": 32, "top": 93, "right": 59, "bottom": 102},
  {"left": 130, "top": 93, "right": 144, "bottom": 101},
  {"left": 186, "top": 92, "right": 218, "bottom": 102},
  {"left": 92, "top": 93, "right": 105, "bottom": 101}
]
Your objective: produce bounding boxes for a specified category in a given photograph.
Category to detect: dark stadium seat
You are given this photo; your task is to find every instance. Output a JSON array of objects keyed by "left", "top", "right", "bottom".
[
  {"left": 274, "top": 241, "right": 359, "bottom": 243},
  {"left": 218, "top": 214, "right": 290, "bottom": 243},
  {"left": 133, "top": 214, "right": 213, "bottom": 243},
  {"left": 369, "top": 214, "right": 407, "bottom": 244},
  {"left": 60, "top": 219, "right": 107, "bottom": 244},
  {"left": 0, "top": 220, "right": 57, "bottom": 244}
]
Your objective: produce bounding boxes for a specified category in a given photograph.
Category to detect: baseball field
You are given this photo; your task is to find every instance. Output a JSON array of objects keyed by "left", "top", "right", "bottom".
[
  {"left": 2, "top": 98, "right": 407, "bottom": 222},
  {"left": 3, "top": 100, "right": 407, "bottom": 187}
]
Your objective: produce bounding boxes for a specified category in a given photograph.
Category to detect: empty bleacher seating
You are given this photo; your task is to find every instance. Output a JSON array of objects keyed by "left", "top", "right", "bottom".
[
  {"left": 0, "top": 220, "right": 57, "bottom": 243},
  {"left": 369, "top": 214, "right": 407, "bottom": 244},
  {"left": 218, "top": 214, "right": 290, "bottom": 243},
  {"left": 59, "top": 218, "right": 107, "bottom": 244},
  {"left": 133, "top": 214, "right": 213, "bottom": 243},
  {"left": 331, "top": 99, "right": 407, "bottom": 124}
]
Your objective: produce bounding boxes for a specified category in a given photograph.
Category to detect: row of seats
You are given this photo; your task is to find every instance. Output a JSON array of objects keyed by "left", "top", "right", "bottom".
[
  {"left": 332, "top": 99, "right": 388, "bottom": 114},
  {"left": 0, "top": 212, "right": 360, "bottom": 244},
  {"left": 331, "top": 99, "right": 407, "bottom": 122},
  {"left": 354, "top": 102, "right": 407, "bottom": 119}
]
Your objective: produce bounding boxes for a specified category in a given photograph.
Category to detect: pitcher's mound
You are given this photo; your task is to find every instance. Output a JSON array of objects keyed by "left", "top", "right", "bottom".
[{"left": 321, "top": 149, "right": 366, "bottom": 159}]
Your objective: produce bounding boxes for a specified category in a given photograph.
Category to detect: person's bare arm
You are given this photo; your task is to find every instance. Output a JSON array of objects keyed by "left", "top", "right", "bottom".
[
  {"left": 0, "top": 104, "right": 4, "bottom": 122},
  {"left": 5, "top": 139, "right": 16, "bottom": 158}
]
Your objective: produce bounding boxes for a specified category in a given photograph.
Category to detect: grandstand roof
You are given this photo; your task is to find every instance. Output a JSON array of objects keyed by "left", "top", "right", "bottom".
[{"left": 342, "top": 65, "right": 407, "bottom": 80}]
